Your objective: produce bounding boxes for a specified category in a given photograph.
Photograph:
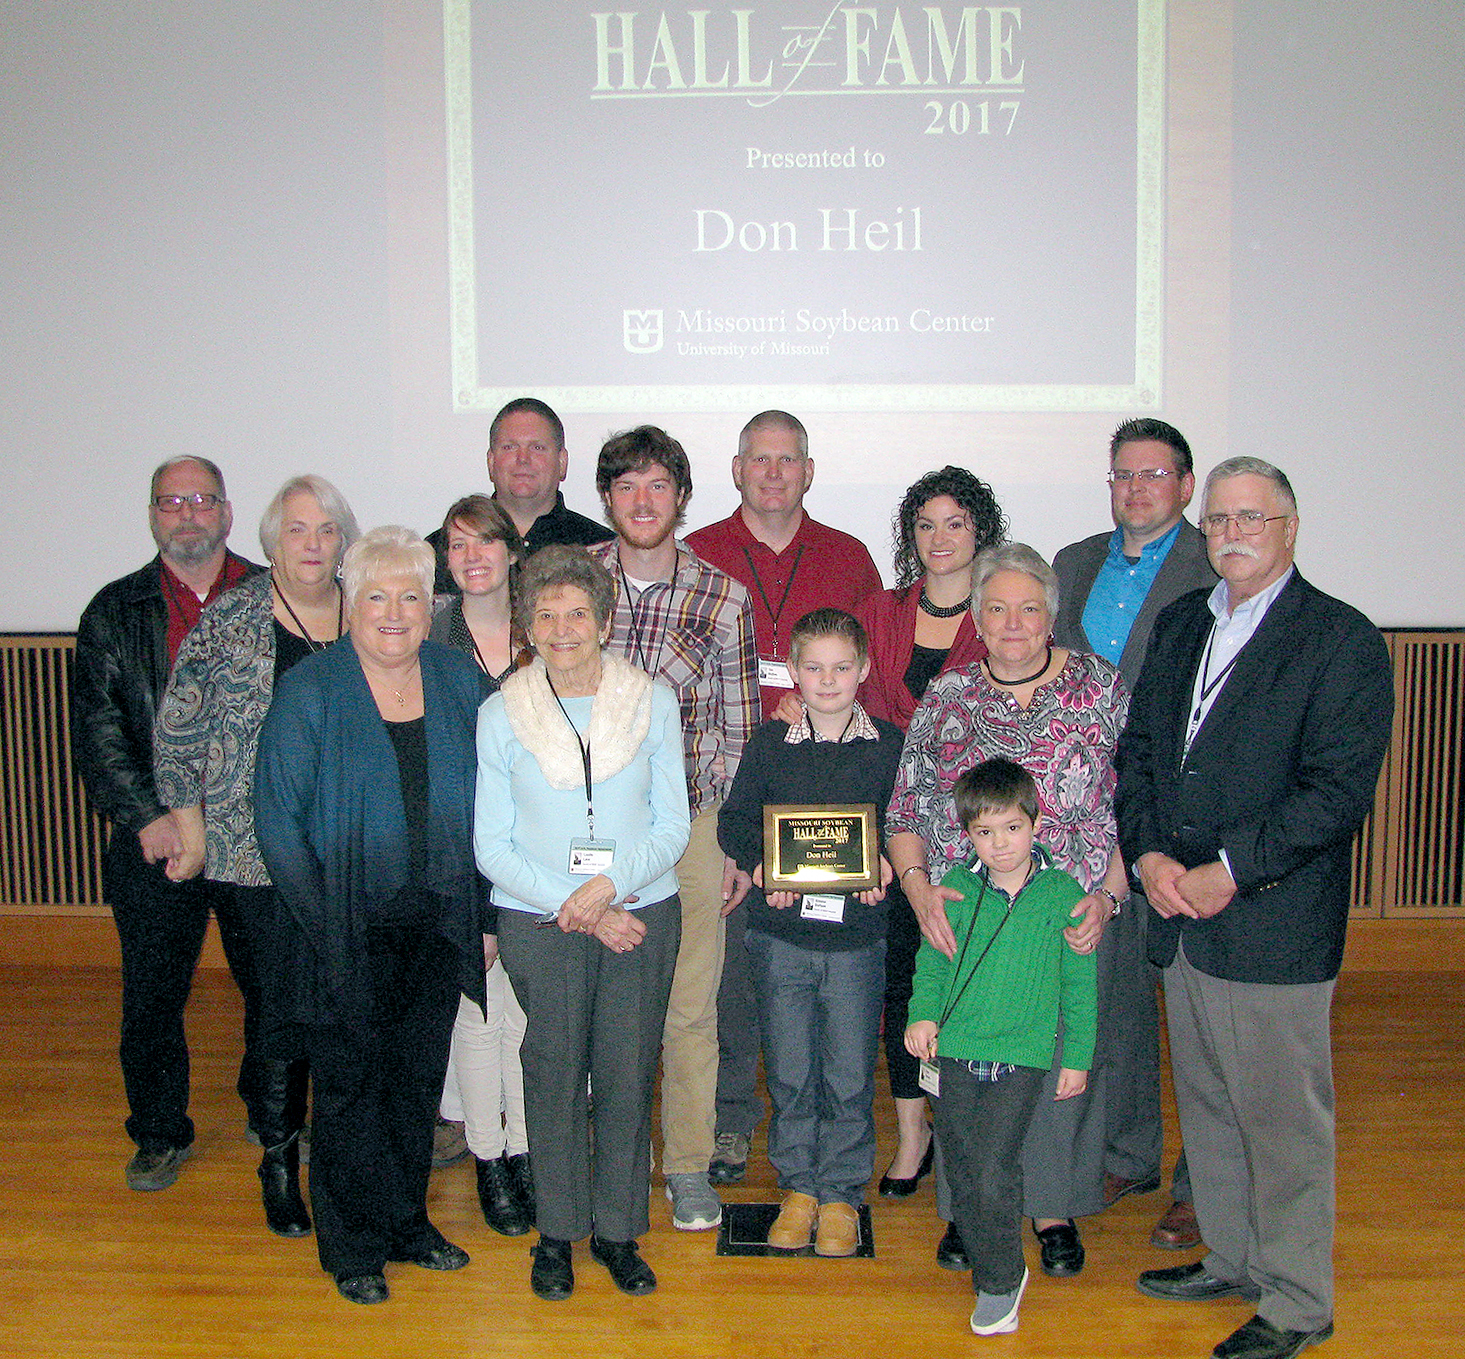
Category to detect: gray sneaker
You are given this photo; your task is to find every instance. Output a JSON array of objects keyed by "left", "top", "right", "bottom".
[
  {"left": 664, "top": 1172, "right": 723, "bottom": 1230},
  {"left": 970, "top": 1266, "right": 1029, "bottom": 1335},
  {"left": 125, "top": 1144, "right": 191, "bottom": 1192},
  {"left": 708, "top": 1131, "right": 750, "bottom": 1184}
]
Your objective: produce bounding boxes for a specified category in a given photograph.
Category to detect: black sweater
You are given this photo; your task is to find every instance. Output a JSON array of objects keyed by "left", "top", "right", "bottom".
[{"left": 718, "top": 717, "right": 906, "bottom": 950}]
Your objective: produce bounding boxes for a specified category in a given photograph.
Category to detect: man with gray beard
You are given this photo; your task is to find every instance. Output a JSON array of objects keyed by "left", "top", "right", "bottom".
[{"left": 73, "top": 457, "right": 262, "bottom": 1191}]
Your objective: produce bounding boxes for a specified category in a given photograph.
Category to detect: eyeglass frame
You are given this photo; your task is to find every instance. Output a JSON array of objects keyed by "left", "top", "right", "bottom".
[
  {"left": 1106, "top": 468, "right": 1178, "bottom": 485},
  {"left": 151, "top": 493, "right": 224, "bottom": 514},
  {"left": 1198, "top": 511, "right": 1291, "bottom": 537}
]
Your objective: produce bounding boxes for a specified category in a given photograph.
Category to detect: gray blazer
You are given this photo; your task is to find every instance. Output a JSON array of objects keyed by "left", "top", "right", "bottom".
[{"left": 1052, "top": 518, "right": 1217, "bottom": 689}]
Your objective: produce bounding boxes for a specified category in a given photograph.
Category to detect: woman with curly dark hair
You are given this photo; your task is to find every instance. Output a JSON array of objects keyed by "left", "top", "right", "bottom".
[{"left": 855, "top": 465, "right": 1007, "bottom": 1199}]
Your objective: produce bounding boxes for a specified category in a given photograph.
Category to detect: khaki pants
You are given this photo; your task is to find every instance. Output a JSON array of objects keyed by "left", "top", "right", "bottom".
[{"left": 659, "top": 804, "right": 728, "bottom": 1174}]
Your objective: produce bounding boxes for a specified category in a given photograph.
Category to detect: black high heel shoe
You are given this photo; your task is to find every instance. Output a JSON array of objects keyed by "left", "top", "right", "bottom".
[{"left": 878, "top": 1133, "right": 935, "bottom": 1198}]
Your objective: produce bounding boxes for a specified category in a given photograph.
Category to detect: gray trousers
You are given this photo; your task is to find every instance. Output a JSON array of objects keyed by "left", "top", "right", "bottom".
[
  {"left": 1165, "top": 941, "right": 1336, "bottom": 1332},
  {"left": 497, "top": 896, "right": 680, "bottom": 1243}
]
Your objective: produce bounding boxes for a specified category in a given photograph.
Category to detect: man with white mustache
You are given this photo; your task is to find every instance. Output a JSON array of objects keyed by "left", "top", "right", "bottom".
[{"left": 1116, "top": 457, "right": 1392, "bottom": 1359}]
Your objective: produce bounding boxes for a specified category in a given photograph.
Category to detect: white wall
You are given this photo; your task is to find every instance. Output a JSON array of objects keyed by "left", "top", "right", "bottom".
[{"left": 3, "top": 1, "right": 1460, "bottom": 630}]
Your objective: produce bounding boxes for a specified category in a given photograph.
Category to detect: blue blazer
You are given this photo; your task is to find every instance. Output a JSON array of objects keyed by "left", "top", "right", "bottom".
[
  {"left": 254, "top": 636, "right": 489, "bottom": 1024},
  {"left": 1115, "top": 572, "right": 1392, "bottom": 985}
]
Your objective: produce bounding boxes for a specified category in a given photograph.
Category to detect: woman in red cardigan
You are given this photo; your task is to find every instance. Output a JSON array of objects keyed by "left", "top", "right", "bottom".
[{"left": 855, "top": 466, "right": 1006, "bottom": 1197}]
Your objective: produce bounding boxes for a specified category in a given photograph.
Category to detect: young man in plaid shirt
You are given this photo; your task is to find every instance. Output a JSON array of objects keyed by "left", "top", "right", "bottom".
[{"left": 589, "top": 426, "right": 759, "bottom": 1232}]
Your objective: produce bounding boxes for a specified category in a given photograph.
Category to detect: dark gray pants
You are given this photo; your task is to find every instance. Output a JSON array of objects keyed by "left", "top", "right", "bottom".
[
  {"left": 713, "top": 898, "right": 764, "bottom": 1138},
  {"left": 498, "top": 896, "right": 680, "bottom": 1243},
  {"left": 1104, "top": 895, "right": 1191, "bottom": 1201},
  {"left": 935, "top": 1060, "right": 1046, "bottom": 1293}
]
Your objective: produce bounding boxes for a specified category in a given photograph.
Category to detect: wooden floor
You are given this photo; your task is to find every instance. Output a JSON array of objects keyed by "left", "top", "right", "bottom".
[{"left": 1, "top": 967, "right": 1460, "bottom": 1359}]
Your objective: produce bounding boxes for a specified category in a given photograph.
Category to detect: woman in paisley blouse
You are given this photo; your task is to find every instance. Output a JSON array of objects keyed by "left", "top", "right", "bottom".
[
  {"left": 885, "top": 542, "right": 1131, "bottom": 1281},
  {"left": 153, "top": 474, "right": 358, "bottom": 1237},
  {"left": 429, "top": 495, "right": 537, "bottom": 1237}
]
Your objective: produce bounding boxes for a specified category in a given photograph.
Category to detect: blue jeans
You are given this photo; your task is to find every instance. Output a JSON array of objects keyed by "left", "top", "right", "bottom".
[{"left": 745, "top": 929, "right": 884, "bottom": 1206}]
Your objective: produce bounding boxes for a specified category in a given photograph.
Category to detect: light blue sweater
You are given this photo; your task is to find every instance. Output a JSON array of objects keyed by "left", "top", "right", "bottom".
[{"left": 473, "top": 683, "right": 690, "bottom": 915}]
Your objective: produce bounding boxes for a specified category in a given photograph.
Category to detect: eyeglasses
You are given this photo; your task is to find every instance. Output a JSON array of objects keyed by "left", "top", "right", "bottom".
[
  {"left": 1106, "top": 469, "right": 1176, "bottom": 485},
  {"left": 152, "top": 493, "right": 223, "bottom": 513},
  {"left": 1199, "top": 512, "right": 1290, "bottom": 537}
]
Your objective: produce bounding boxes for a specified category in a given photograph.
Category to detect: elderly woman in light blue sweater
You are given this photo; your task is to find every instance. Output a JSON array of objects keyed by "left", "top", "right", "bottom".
[{"left": 474, "top": 546, "right": 689, "bottom": 1303}]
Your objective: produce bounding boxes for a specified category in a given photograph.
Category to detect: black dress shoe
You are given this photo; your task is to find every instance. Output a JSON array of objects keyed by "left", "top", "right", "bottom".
[
  {"left": 388, "top": 1240, "right": 470, "bottom": 1271},
  {"left": 505, "top": 1151, "right": 537, "bottom": 1219},
  {"left": 477, "top": 1155, "right": 531, "bottom": 1236},
  {"left": 590, "top": 1235, "right": 658, "bottom": 1296},
  {"left": 1137, "top": 1260, "right": 1258, "bottom": 1302},
  {"left": 1213, "top": 1315, "right": 1334, "bottom": 1359},
  {"left": 878, "top": 1136, "right": 935, "bottom": 1198},
  {"left": 935, "top": 1221, "right": 970, "bottom": 1271},
  {"left": 530, "top": 1236, "right": 574, "bottom": 1301},
  {"left": 1034, "top": 1219, "right": 1085, "bottom": 1277},
  {"left": 335, "top": 1273, "right": 389, "bottom": 1305}
]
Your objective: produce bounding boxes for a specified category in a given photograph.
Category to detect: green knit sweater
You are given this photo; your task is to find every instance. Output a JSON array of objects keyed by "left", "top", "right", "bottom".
[{"left": 908, "top": 852, "right": 1098, "bottom": 1071}]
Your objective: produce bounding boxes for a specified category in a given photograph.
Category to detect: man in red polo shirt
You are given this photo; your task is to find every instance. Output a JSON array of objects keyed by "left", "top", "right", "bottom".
[{"left": 687, "top": 410, "right": 882, "bottom": 1184}]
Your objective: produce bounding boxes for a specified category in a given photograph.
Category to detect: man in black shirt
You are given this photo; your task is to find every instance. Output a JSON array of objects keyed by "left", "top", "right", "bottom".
[{"left": 429, "top": 397, "right": 611, "bottom": 590}]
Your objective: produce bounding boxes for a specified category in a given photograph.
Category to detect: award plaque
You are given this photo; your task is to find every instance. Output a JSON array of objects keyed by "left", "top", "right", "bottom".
[{"left": 763, "top": 803, "right": 879, "bottom": 893}]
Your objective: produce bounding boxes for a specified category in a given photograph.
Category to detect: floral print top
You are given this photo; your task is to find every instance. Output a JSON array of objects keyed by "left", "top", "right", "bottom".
[{"left": 886, "top": 652, "right": 1130, "bottom": 891}]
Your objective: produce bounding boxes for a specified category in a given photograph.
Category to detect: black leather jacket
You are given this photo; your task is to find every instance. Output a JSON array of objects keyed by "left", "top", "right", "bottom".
[{"left": 72, "top": 553, "right": 261, "bottom": 835}]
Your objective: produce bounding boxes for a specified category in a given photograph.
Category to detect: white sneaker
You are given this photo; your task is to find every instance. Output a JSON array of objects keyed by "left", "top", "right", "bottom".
[{"left": 971, "top": 1266, "right": 1029, "bottom": 1335}]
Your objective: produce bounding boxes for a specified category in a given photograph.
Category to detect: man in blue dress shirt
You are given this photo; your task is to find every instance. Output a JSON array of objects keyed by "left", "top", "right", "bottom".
[{"left": 1052, "top": 418, "right": 1217, "bottom": 1250}]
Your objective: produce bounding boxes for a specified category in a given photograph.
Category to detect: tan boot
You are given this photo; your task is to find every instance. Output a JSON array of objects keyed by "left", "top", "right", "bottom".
[
  {"left": 766, "top": 1192, "right": 819, "bottom": 1250},
  {"left": 814, "top": 1200, "right": 860, "bottom": 1257}
]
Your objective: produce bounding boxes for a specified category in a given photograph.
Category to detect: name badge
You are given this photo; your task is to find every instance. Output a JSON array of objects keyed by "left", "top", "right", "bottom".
[
  {"left": 918, "top": 1058, "right": 941, "bottom": 1097},
  {"left": 758, "top": 656, "right": 794, "bottom": 689},
  {"left": 568, "top": 838, "right": 616, "bottom": 875},
  {"left": 799, "top": 892, "right": 846, "bottom": 922}
]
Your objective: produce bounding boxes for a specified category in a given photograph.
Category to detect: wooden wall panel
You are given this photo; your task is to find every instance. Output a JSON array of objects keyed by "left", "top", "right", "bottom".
[{"left": 4, "top": 631, "right": 1461, "bottom": 937}]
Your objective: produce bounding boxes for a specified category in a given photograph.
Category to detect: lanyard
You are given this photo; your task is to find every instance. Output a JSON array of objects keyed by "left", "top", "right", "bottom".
[
  {"left": 1185, "top": 622, "right": 1243, "bottom": 755},
  {"left": 742, "top": 544, "right": 805, "bottom": 656},
  {"left": 937, "top": 863, "right": 1031, "bottom": 1031},
  {"left": 548, "top": 685, "right": 596, "bottom": 837},
  {"left": 272, "top": 572, "right": 341, "bottom": 651},
  {"left": 620, "top": 568, "right": 670, "bottom": 679}
]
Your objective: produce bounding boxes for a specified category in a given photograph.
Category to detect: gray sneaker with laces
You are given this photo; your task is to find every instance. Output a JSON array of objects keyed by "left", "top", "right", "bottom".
[
  {"left": 664, "top": 1172, "right": 723, "bottom": 1230},
  {"left": 970, "top": 1265, "right": 1029, "bottom": 1335}
]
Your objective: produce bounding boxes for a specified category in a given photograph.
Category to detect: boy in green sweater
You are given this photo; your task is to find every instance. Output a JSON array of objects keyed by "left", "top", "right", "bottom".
[{"left": 905, "top": 758, "right": 1097, "bottom": 1336}]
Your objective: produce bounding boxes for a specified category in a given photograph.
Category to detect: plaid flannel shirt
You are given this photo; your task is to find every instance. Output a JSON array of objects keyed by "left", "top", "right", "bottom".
[{"left": 590, "top": 540, "right": 759, "bottom": 817}]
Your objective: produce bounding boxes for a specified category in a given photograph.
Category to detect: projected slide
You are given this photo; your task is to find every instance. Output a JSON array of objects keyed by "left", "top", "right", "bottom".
[{"left": 446, "top": 1, "right": 1163, "bottom": 412}]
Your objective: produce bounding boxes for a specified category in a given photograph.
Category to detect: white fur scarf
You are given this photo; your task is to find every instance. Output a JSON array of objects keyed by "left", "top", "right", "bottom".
[{"left": 499, "top": 652, "right": 654, "bottom": 790}]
